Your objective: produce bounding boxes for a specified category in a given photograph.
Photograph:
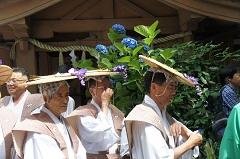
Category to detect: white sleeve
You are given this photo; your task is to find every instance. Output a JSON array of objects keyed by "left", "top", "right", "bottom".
[
  {"left": 132, "top": 122, "right": 174, "bottom": 159},
  {"left": 78, "top": 112, "right": 117, "bottom": 143},
  {"left": 23, "top": 132, "right": 65, "bottom": 159},
  {"left": 120, "top": 123, "right": 129, "bottom": 157},
  {"left": 0, "top": 125, "right": 5, "bottom": 159},
  {"left": 178, "top": 136, "right": 199, "bottom": 159}
]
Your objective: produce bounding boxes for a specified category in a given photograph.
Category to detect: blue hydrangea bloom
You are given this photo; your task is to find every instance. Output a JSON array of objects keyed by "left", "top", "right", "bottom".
[
  {"left": 143, "top": 45, "right": 150, "bottom": 51},
  {"left": 112, "top": 24, "right": 126, "bottom": 34},
  {"left": 121, "top": 38, "right": 138, "bottom": 49},
  {"left": 96, "top": 44, "right": 108, "bottom": 54}
]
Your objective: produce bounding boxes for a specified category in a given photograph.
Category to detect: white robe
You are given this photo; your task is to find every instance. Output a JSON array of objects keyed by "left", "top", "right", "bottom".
[
  {"left": 0, "top": 124, "right": 5, "bottom": 159},
  {"left": 7, "top": 90, "right": 30, "bottom": 121},
  {"left": 23, "top": 106, "right": 86, "bottom": 159},
  {"left": 77, "top": 99, "right": 119, "bottom": 154},
  {"left": 62, "top": 96, "right": 75, "bottom": 117},
  {"left": 131, "top": 95, "right": 199, "bottom": 159}
]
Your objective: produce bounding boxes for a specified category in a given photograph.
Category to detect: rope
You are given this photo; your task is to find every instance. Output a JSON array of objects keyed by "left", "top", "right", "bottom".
[
  {"left": 153, "top": 32, "right": 192, "bottom": 44},
  {"left": 28, "top": 38, "right": 96, "bottom": 53}
]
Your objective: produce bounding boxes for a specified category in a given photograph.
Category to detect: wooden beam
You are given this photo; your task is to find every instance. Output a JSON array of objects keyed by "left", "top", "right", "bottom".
[
  {"left": 158, "top": 0, "right": 240, "bottom": 23},
  {"left": 0, "top": 0, "right": 62, "bottom": 25},
  {"left": 62, "top": 0, "right": 100, "bottom": 20},
  {"left": 119, "top": 0, "right": 154, "bottom": 18},
  {"left": 8, "top": 18, "right": 29, "bottom": 39},
  {"left": 32, "top": 17, "right": 179, "bottom": 38}
]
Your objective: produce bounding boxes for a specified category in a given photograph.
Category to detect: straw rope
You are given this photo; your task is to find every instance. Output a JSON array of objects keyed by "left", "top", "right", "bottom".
[{"left": 153, "top": 32, "right": 192, "bottom": 44}]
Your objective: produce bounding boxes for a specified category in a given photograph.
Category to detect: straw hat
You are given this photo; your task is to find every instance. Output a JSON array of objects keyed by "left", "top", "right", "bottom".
[
  {"left": 0, "top": 65, "right": 12, "bottom": 85},
  {"left": 139, "top": 55, "right": 194, "bottom": 87},
  {"left": 26, "top": 70, "right": 119, "bottom": 86}
]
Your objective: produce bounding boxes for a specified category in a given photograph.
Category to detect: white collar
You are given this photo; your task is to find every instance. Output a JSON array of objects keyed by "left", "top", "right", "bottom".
[
  {"left": 143, "top": 95, "right": 166, "bottom": 118},
  {"left": 90, "top": 99, "right": 101, "bottom": 112}
]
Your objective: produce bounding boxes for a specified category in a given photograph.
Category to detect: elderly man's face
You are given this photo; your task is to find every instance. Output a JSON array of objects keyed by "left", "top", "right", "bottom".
[{"left": 45, "top": 84, "right": 69, "bottom": 117}]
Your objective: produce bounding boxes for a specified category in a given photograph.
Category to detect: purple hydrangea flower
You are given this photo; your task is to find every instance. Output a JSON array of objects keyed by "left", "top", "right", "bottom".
[
  {"left": 121, "top": 38, "right": 138, "bottom": 49},
  {"left": 68, "top": 68, "right": 87, "bottom": 86},
  {"left": 112, "top": 24, "right": 126, "bottom": 34},
  {"left": 96, "top": 44, "right": 108, "bottom": 54},
  {"left": 112, "top": 65, "right": 128, "bottom": 80}
]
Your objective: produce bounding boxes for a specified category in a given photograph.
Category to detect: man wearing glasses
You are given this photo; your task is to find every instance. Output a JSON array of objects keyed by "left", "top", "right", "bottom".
[
  {"left": 0, "top": 67, "right": 44, "bottom": 121},
  {"left": 67, "top": 75, "right": 125, "bottom": 159}
]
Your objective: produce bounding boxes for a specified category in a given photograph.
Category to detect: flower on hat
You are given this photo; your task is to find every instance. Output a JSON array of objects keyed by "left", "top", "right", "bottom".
[
  {"left": 121, "top": 37, "right": 138, "bottom": 49},
  {"left": 112, "top": 24, "right": 126, "bottom": 34},
  {"left": 112, "top": 65, "right": 128, "bottom": 80},
  {"left": 183, "top": 73, "right": 202, "bottom": 96},
  {"left": 96, "top": 44, "right": 108, "bottom": 54},
  {"left": 68, "top": 68, "right": 87, "bottom": 85}
]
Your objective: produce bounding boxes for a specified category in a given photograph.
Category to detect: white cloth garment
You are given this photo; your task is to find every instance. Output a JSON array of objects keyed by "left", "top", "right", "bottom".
[
  {"left": 62, "top": 96, "right": 75, "bottom": 117},
  {"left": 23, "top": 106, "right": 86, "bottom": 159},
  {"left": 6, "top": 90, "right": 30, "bottom": 121},
  {"left": 131, "top": 95, "right": 199, "bottom": 159},
  {"left": 77, "top": 99, "right": 119, "bottom": 154},
  {"left": 0, "top": 124, "right": 5, "bottom": 159}
]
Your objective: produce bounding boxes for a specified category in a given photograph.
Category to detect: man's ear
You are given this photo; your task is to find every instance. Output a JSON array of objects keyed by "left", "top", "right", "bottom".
[
  {"left": 43, "top": 95, "right": 49, "bottom": 103},
  {"left": 89, "top": 87, "right": 95, "bottom": 97}
]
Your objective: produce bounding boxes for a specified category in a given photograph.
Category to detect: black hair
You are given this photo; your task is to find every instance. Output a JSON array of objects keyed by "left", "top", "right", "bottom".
[
  {"left": 87, "top": 76, "right": 110, "bottom": 88},
  {"left": 12, "top": 67, "right": 29, "bottom": 80},
  {"left": 219, "top": 63, "right": 240, "bottom": 86},
  {"left": 144, "top": 71, "right": 166, "bottom": 93}
]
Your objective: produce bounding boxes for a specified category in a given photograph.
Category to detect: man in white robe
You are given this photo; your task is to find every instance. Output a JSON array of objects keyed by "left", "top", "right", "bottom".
[
  {"left": 125, "top": 55, "right": 202, "bottom": 159},
  {"left": 12, "top": 79, "right": 86, "bottom": 159},
  {"left": 67, "top": 75, "right": 125, "bottom": 159}
]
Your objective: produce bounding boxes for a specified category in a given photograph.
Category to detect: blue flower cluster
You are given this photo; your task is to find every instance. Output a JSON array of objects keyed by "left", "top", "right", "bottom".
[
  {"left": 96, "top": 44, "right": 108, "bottom": 54},
  {"left": 68, "top": 68, "right": 87, "bottom": 85},
  {"left": 112, "top": 24, "right": 126, "bottom": 34},
  {"left": 143, "top": 45, "right": 150, "bottom": 51},
  {"left": 112, "top": 65, "right": 128, "bottom": 80},
  {"left": 121, "top": 38, "right": 138, "bottom": 49}
]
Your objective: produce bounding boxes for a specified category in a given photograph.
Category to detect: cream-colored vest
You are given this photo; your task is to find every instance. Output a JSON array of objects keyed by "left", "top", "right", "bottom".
[
  {"left": 66, "top": 104, "right": 125, "bottom": 159},
  {"left": 12, "top": 111, "right": 80, "bottom": 159},
  {"left": 124, "top": 103, "right": 176, "bottom": 158},
  {"left": 0, "top": 93, "right": 44, "bottom": 159}
]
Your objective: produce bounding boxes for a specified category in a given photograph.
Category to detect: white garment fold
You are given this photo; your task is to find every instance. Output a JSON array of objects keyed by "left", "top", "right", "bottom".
[
  {"left": 23, "top": 106, "right": 86, "bottom": 159},
  {"left": 77, "top": 99, "right": 119, "bottom": 154}
]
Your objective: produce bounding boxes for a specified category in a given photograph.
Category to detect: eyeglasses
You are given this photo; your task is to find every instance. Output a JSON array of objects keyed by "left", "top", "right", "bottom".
[{"left": 5, "top": 78, "right": 27, "bottom": 84}]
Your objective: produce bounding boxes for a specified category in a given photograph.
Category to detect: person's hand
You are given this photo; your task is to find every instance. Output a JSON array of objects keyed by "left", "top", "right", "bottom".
[
  {"left": 170, "top": 122, "right": 182, "bottom": 137},
  {"left": 101, "top": 88, "right": 113, "bottom": 113},
  {"left": 170, "top": 122, "right": 192, "bottom": 139},
  {"left": 186, "top": 131, "right": 203, "bottom": 148}
]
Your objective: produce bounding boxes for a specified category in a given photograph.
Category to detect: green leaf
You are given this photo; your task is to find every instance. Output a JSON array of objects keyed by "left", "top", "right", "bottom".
[
  {"left": 132, "top": 46, "right": 143, "bottom": 56},
  {"left": 160, "top": 48, "right": 176, "bottom": 61},
  {"left": 200, "top": 76, "right": 208, "bottom": 84},
  {"left": 144, "top": 37, "right": 154, "bottom": 46},
  {"left": 136, "top": 80, "right": 144, "bottom": 93},
  {"left": 101, "top": 58, "right": 112, "bottom": 68},
  {"left": 114, "top": 42, "right": 124, "bottom": 53},
  {"left": 128, "top": 60, "right": 140, "bottom": 70},
  {"left": 134, "top": 25, "right": 149, "bottom": 37},
  {"left": 74, "top": 59, "right": 94, "bottom": 70},
  {"left": 148, "top": 20, "right": 159, "bottom": 35},
  {"left": 118, "top": 56, "right": 131, "bottom": 63}
]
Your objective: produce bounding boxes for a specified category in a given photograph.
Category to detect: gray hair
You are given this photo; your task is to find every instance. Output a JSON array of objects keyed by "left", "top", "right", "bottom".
[{"left": 38, "top": 81, "right": 69, "bottom": 100}]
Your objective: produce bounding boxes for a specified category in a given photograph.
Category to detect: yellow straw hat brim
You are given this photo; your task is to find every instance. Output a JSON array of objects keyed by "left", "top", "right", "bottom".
[
  {"left": 27, "top": 70, "right": 119, "bottom": 86},
  {"left": 0, "top": 65, "right": 12, "bottom": 85},
  {"left": 139, "top": 55, "right": 194, "bottom": 87}
]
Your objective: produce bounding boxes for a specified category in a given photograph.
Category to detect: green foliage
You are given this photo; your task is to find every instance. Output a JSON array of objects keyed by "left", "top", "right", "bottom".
[{"left": 74, "top": 21, "right": 240, "bottom": 158}]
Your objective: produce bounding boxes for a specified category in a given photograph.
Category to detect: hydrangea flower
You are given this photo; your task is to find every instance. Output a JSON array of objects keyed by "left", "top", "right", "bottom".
[
  {"left": 143, "top": 45, "right": 150, "bottom": 51},
  {"left": 112, "top": 65, "right": 128, "bottom": 80},
  {"left": 68, "top": 68, "right": 87, "bottom": 85},
  {"left": 121, "top": 38, "right": 138, "bottom": 49},
  {"left": 96, "top": 44, "right": 108, "bottom": 54},
  {"left": 112, "top": 24, "right": 126, "bottom": 34}
]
